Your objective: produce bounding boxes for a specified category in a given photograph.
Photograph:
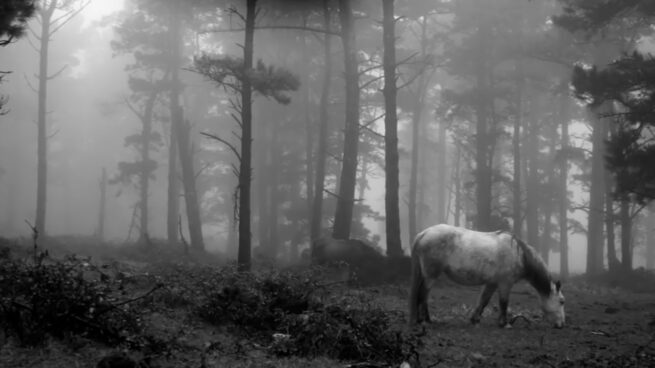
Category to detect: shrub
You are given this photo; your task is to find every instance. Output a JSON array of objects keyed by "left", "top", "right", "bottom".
[
  {"left": 0, "top": 254, "right": 142, "bottom": 346},
  {"left": 196, "top": 267, "right": 418, "bottom": 364}
]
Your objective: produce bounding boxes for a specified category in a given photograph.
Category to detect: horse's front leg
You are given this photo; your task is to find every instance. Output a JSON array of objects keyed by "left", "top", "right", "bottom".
[
  {"left": 497, "top": 284, "right": 513, "bottom": 328},
  {"left": 470, "top": 284, "right": 497, "bottom": 325}
]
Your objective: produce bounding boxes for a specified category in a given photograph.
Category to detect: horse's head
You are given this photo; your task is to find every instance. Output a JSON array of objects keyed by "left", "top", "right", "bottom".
[{"left": 540, "top": 280, "right": 565, "bottom": 328}]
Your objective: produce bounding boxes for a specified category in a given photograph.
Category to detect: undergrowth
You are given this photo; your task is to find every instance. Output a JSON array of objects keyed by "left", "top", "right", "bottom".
[
  {"left": 195, "top": 267, "right": 419, "bottom": 364},
  {"left": 0, "top": 252, "right": 152, "bottom": 348}
]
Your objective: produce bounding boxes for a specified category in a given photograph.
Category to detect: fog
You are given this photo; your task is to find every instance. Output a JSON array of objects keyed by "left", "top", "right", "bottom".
[{"left": 2, "top": 0, "right": 654, "bottom": 275}]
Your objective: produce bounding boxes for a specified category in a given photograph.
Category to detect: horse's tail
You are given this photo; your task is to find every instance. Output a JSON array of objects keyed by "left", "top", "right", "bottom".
[{"left": 408, "top": 232, "right": 426, "bottom": 326}]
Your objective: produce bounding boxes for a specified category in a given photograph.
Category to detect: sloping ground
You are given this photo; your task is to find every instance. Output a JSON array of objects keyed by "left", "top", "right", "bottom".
[{"left": 1, "top": 245, "right": 654, "bottom": 368}]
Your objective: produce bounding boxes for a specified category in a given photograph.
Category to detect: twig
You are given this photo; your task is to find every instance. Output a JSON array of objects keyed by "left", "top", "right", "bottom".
[
  {"left": 24, "top": 219, "right": 38, "bottom": 264},
  {"left": 178, "top": 215, "right": 189, "bottom": 255}
]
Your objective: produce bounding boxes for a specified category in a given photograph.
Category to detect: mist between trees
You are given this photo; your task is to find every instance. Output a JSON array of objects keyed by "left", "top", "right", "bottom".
[{"left": 1, "top": 0, "right": 655, "bottom": 275}]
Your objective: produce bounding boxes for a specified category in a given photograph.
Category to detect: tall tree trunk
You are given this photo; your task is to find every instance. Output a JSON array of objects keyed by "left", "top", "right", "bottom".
[
  {"left": 619, "top": 200, "right": 632, "bottom": 272},
  {"left": 332, "top": 0, "right": 360, "bottom": 240},
  {"left": 513, "top": 71, "right": 523, "bottom": 238},
  {"left": 559, "top": 89, "right": 570, "bottom": 278},
  {"left": 35, "top": 2, "right": 56, "bottom": 237},
  {"left": 309, "top": 0, "right": 332, "bottom": 249},
  {"left": 408, "top": 17, "right": 428, "bottom": 243},
  {"left": 169, "top": 7, "right": 204, "bottom": 251},
  {"left": 267, "top": 121, "right": 280, "bottom": 260},
  {"left": 167, "top": 128, "right": 179, "bottom": 244},
  {"left": 474, "top": 26, "right": 492, "bottom": 231},
  {"left": 539, "top": 122, "right": 558, "bottom": 264},
  {"left": 96, "top": 168, "right": 107, "bottom": 240},
  {"left": 256, "top": 113, "right": 270, "bottom": 249},
  {"left": 302, "top": 19, "right": 314, "bottom": 221},
  {"left": 587, "top": 104, "right": 608, "bottom": 274},
  {"left": 382, "top": 0, "right": 402, "bottom": 257},
  {"left": 139, "top": 91, "right": 157, "bottom": 242},
  {"left": 525, "top": 117, "right": 539, "bottom": 249},
  {"left": 454, "top": 142, "right": 462, "bottom": 227},
  {"left": 238, "top": 0, "right": 256, "bottom": 271},
  {"left": 605, "top": 121, "right": 619, "bottom": 272},
  {"left": 436, "top": 118, "right": 448, "bottom": 224},
  {"left": 605, "top": 175, "right": 618, "bottom": 272}
]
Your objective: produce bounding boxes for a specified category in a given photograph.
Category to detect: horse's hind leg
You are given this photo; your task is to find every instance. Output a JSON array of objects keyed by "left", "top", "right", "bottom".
[
  {"left": 417, "top": 279, "right": 432, "bottom": 323},
  {"left": 497, "top": 284, "right": 513, "bottom": 328},
  {"left": 470, "top": 284, "right": 497, "bottom": 325}
]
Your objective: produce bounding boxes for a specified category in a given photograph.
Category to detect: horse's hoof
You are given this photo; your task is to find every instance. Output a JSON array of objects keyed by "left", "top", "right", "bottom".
[{"left": 502, "top": 323, "right": 512, "bottom": 329}]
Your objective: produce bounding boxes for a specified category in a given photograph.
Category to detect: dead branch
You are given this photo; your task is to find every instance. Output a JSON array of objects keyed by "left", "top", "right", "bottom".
[{"left": 201, "top": 132, "right": 242, "bottom": 161}]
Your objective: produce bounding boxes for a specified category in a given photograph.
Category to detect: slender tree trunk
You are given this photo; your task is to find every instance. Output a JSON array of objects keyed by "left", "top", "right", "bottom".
[
  {"left": 310, "top": 0, "right": 332, "bottom": 249},
  {"left": 169, "top": 7, "right": 204, "bottom": 251},
  {"left": 139, "top": 91, "right": 157, "bottom": 242},
  {"left": 454, "top": 142, "right": 462, "bottom": 227},
  {"left": 513, "top": 72, "right": 523, "bottom": 238},
  {"left": 302, "top": 19, "right": 314, "bottom": 219},
  {"left": 436, "top": 118, "right": 448, "bottom": 224},
  {"left": 382, "top": 0, "right": 402, "bottom": 257},
  {"left": 620, "top": 200, "right": 632, "bottom": 272},
  {"left": 332, "top": 0, "right": 360, "bottom": 240},
  {"left": 587, "top": 104, "right": 608, "bottom": 274},
  {"left": 559, "top": 89, "right": 570, "bottom": 278},
  {"left": 256, "top": 113, "right": 269, "bottom": 249},
  {"left": 474, "top": 26, "right": 492, "bottom": 231},
  {"left": 238, "top": 0, "right": 256, "bottom": 271},
  {"left": 524, "top": 112, "right": 541, "bottom": 253},
  {"left": 267, "top": 121, "right": 280, "bottom": 260},
  {"left": 167, "top": 128, "right": 179, "bottom": 244},
  {"left": 408, "top": 17, "right": 429, "bottom": 243},
  {"left": 96, "top": 168, "right": 107, "bottom": 240},
  {"left": 605, "top": 178, "right": 618, "bottom": 272},
  {"left": 35, "top": 2, "right": 56, "bottom": 237}
]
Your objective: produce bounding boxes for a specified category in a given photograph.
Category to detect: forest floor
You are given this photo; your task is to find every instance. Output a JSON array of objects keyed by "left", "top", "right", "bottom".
[{"left": 1, "top": 239, "right": 654, "bottom": 368}]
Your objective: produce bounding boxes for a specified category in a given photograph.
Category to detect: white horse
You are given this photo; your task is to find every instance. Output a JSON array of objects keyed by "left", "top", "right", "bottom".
[{"left": 408, "top": 224, "right": 565, "bottom": 328}]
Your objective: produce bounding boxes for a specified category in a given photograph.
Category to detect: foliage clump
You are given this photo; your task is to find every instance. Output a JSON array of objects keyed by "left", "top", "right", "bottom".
[
  {"left": 0, "top": 253, "right": 142, "bottom": 346},
  {"left": 196, "top": 268, "right": 418, "bottom": 364}
]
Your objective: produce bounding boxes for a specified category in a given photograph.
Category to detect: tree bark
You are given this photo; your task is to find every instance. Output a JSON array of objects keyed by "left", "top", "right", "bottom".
[
  {"left": 267, "top": 120, "right": 280, "bottom": 260},
  {"left": 605, "top": 173, "right": 618, "bottom": 272},
  {"left": 167, "top": 126, "right": 179, "bottom": 244},
  {"left": 435, "top": 118, "right": 448, "bottom": 224},
  {"left": 35, "top": 1, "right": 57, "bottom": 237},
  {"left": 382, "top": 0, "right": 403, "bottom": 257},
  {"left": 309, "top": 0, "right": 333, "bottom": 249},
  {"left": 559, "top": 89, "right": 570, "bottom": 278},
  {"left": 513, "top": 69, "right": 523, "bottom": 238},
  {"left": 238, "top": 0, "right": 256, "bottom": 271},
  {"left": 619, "top": 199, "right": 632, "bottom": 272},
  {"left": 96, "top": 168, "right": 107, "bottom": 240},
  {"left": 586, "top": 104, "right": 608, "bottom": 275},
  {"left": 474, "top": 26, "right": 492, "bottom": 231},
  {"left": 408, "top": 17, "right": 428, "bottom": 243},
  {"left": 169, "top": 6, "right": 204, "bottom": 251},
  {"left": 525, "top": 116, "right": 539, "bottom": 250},
  {"left": 138, "top": 91, "right": 157, "bottom": 242},
  {"left": 332, "top": 0, "right": 360, "bottom": 240}
]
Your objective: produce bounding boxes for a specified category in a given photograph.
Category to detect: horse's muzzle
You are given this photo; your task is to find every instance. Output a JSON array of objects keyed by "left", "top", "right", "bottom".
[{"left": 553, "top": 322, "right": 564, "bottom": 329}]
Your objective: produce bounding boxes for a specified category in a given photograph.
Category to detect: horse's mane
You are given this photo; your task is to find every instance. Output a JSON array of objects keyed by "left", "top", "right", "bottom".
[{"left": 514, "top": 237, "right": 552, "bottom": 296}]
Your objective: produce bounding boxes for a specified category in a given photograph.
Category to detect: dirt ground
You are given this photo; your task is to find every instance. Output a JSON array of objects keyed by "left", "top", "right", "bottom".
[
  {"left": 1, "top": 262, "right": 654, "bottom": 368},
  {"left": 404, "top": 279, "right": 655, "bottom": 367}
]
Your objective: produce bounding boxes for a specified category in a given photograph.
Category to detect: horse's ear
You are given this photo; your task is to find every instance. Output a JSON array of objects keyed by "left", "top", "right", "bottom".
[{"left": 555, "top": 280, "right": 562, "bottom": 291}]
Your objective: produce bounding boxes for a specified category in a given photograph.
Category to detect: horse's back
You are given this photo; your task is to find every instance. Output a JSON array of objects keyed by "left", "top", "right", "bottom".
[{"left": 412, "top": 224, "right": 518, "bottom": 284}]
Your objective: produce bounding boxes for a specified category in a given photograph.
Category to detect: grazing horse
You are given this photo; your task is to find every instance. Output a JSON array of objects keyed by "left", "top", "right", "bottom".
[{"left": 408, "top": 224, "right": 565, "bottom": 328}]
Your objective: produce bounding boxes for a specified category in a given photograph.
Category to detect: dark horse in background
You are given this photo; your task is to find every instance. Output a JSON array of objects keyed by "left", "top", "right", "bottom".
[
  {"left": 409, "top": 224, "right": 565, "bottom": 328},
  {"left": 312, "top": 238, "right": 410, "bottom": 284}
]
